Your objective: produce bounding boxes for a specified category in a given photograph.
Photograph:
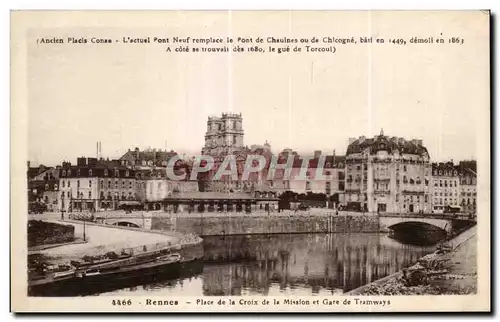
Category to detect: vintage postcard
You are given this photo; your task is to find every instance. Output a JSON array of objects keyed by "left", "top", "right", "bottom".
[{"left": 11, "top": 10, "right": 490, "bottom": 312}]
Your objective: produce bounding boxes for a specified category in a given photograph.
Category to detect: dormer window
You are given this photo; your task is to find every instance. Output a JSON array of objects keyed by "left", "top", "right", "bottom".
[
  {"left": 89, "top": 169, "right": 93, "bottom": 176},
  {"left": 126, "top": 170, "right": 129, "bottom": 177},
  {"left": 62, "top": 170, "right": 66, "bottom": 176},
  {"left": 104, "top": 169, "right": 108, "bottom": 176},
  {"left": 77, "top": 169, "right": 80, "bottom": 176}
]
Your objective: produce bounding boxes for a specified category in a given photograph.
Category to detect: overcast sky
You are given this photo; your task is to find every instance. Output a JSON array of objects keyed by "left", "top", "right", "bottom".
[{"left": 27, "top": 11, "right": 488, "bottom": 166}]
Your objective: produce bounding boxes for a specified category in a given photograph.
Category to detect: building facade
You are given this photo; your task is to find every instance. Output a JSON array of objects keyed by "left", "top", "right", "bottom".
[
  {"left": 458, "top": 162, "right": 477, "bottom": 213},
  {"left": 58, "top": 157, "right": 137, "bottom": 212},
  {"left": 430, "top": 162, "right": 461, "bottom": 213},
  {"left": 344, "top": 130, "right": 431, "bottom": 213}
]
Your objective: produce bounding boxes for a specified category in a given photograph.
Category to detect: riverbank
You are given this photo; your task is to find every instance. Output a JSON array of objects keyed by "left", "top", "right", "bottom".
[
  {"left": 347, "top": 226, "right": 477, "bottom": 295},
  {"left": 29, "top": 218, "right": 204, "bottom": 290}
]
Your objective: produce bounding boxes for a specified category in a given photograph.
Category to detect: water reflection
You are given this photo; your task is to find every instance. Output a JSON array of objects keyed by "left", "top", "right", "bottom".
[
  {"left": 84, "top": 233, "right": 435, "bottom": 297},
  {"left": 200, "top": 233, "right": 434, "bottom": 295}
]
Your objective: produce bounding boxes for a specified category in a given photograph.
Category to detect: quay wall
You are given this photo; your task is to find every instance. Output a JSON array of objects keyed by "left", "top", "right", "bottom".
[{"left": 151, "top": 212, "right": 381, "bottom": 236}]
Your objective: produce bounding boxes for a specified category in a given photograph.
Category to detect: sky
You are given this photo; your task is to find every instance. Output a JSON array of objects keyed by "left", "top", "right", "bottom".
[{"left": 26, "top": 11, "right": 489, "bottom": 166}]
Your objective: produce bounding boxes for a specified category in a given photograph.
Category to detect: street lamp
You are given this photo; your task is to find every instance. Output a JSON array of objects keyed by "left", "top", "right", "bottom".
[{"left": 83, "top": 216, "right": 86, "bottom": 242}]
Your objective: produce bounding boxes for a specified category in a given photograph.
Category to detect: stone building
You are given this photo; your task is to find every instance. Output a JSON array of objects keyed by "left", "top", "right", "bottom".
[
  {"left": 201, "top": 112, "right": 274, "bottom": 194},
  {"left": 458, "top": 161, "right": 477, "bottom": 213},
  {"left": 344, "top": 130, "right": 432, "bottom": 213},
  {"left": 430, "top": 161, "right": 461, "bottom": 213},
  {"left": 270, "top": 150, "right": 346, "bottom": 206},
  {"left": 135, "top": 166, "right": 199, "bottom": 211},
  {"left": 58, "top": 157, "right": 137, "bottom": 212},
  {"left": 202, "top": 112, "right": 245, "bottom": 156}
]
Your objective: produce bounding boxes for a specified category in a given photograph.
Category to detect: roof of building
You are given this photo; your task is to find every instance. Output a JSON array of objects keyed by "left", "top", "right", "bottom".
[
  {"left": 346, "top": 132, "right": 429, "bottom": 157},
  {"left": 119, "top": 148, "right": 178, "bottom": 164}
]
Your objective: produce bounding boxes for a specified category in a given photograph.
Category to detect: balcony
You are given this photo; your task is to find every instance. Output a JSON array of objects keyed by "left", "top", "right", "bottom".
[
  {"left": 374, "top": 178, "right": 391, "bottom": 182},
  {"left": 402, "top": 190, "right": 425, "bottom": 195},
  {"left": 374, "top": 189, "right": 391, "bottom": 195}
]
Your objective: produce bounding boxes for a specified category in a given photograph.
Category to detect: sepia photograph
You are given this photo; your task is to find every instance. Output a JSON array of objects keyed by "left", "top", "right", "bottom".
[{"left": 10, "top": 10, "right": 490, "bottom": 312}]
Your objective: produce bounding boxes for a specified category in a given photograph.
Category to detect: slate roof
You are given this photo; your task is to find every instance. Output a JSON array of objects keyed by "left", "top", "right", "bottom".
[{"left": 346, "top": 134, "right": 429, "bottom": 157}]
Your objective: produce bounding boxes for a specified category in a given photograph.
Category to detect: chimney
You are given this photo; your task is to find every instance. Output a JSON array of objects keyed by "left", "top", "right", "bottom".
[
  {"left": 135, "top": 147, "right": 140, "bottom": 159},
  {"left": 417, "top": 139, "right": 423, "bottom": 146},
  {"left": 348, "top": 137, "right": 356, "bottom": 145},
  {"left": 314, "top": 150, "right": 322, "bottom": 159},
  {"left": 359, "top": 136, "right": 366, "bottom": 144}
]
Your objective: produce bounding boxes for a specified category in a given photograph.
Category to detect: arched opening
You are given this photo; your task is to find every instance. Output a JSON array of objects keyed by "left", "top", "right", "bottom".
[
  {"left": 113, "top": 221, "right": 140, "bottom": 228},
  {"left": 388, "top": 221, "right": 447, "bottom": 245}
]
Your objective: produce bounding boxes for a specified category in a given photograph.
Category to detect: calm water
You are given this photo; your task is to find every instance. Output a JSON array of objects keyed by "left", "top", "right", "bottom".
[{"left": 87, "top": 233, "right": 435, "bottom": 297}]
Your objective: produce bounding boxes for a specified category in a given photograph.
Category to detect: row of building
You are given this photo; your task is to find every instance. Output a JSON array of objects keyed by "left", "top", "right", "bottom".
[{"left": 27, "top": 113, "right": 477, "bottom": 214}]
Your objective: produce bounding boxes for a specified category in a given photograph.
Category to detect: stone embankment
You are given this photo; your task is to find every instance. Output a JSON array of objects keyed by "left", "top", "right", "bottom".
[
  {"left": 152, "top": 210, "right": 380, "bottom": 236},
  {"left": 347, "top": 226, "right": 477, "bottom": 295}
]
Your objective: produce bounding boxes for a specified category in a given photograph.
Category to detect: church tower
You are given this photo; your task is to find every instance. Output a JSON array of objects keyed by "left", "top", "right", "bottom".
[{"left": 202, "top": 112, "right": 244, "bottom": 156}]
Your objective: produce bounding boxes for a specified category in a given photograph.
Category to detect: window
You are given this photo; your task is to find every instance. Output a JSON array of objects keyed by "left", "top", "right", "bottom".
[
  {"left": 126, "top": 170, "right": 129, "bottom": 177},
  {"left": 62, "top": 170, "right": 66, "bottom": 176},
  {"left": 357, "top": 165, "right": 361, "bottom": 171},
  {"left": 104, "top": 169, "right": 108, "bottom": 176},
  {"left": 68, "top": 181, "right": 71, "bottom": 187},
  {"left": 425, "top": 195, "right": 428, "bottom": 202},
  {"left": 88, "top": 191, "right": 91, "bottom": 199},
  {"left": 89, "top": 180, "right": 92, "bottom": 188},
  {"left": 403, "top": 165, "right": 407, "bottom": 171},
  {"left": 100, "top": 180, "right": 103, "bottom": 189},
  {"left": 108, "top": 180, "right": 111, "bottom": 189},
  {"left": 62, "top": 181, "right": 65, "bottom": 188},
  {"left": 89, "top": 169, "right": 93, "bottom": 176},
  {"left": 77, "top": 180, "right": 80, "bottom": 188},
  {"left": 67, "top": 191, "right": 70, "bottom": 198}
]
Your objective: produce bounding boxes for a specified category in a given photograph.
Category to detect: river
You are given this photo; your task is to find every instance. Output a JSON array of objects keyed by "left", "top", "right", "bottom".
[{"left": 83, "top": 232, "right": 436, "bottom": 297}]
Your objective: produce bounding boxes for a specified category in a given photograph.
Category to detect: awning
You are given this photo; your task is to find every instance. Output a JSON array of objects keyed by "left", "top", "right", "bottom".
[{"left": 118, "top": 201, "right": 142, "bottom": 206}]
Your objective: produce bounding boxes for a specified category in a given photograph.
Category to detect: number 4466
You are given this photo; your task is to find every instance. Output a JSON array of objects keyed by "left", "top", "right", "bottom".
[{"left": 112, "top": 299, "right": 132, "bottom": 306}]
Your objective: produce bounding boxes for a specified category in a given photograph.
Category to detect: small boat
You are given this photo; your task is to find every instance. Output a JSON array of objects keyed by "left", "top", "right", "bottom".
[
  {"left": 155, "top": 253, "right": 181, "bottom": 263},
  {"left": 84, "top": 269, "right": 101, "bottom": 276},
  {"left": 53, "top": 270, "right": 75, "bottom": 279}
]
